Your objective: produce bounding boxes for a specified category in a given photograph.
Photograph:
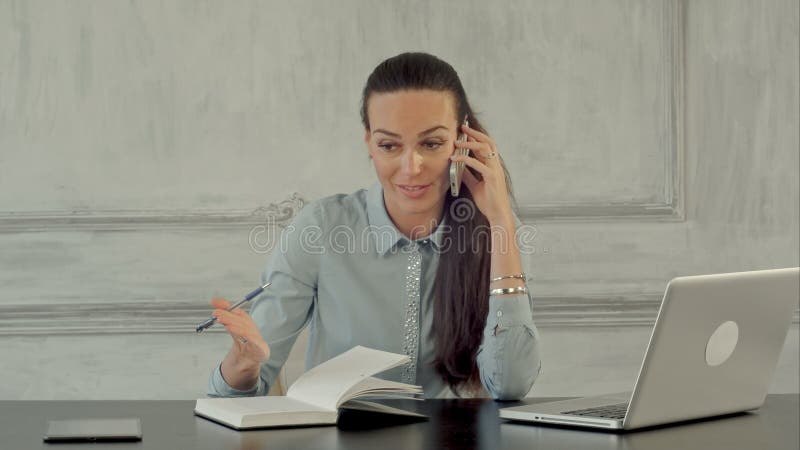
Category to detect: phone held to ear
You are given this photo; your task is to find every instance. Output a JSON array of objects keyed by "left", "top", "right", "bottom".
[{"left": 449, "top": 116, "right": 470, "bottom": 197}]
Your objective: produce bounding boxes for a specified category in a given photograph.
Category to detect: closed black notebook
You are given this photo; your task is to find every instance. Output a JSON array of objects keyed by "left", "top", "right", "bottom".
[{"left": 43, "top": 418, "right": 142, "bottom": 442}]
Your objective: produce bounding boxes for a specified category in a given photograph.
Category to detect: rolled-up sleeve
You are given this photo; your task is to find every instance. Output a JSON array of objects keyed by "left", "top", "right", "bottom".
[
  {"left": 476, "top": 215, "right": 542, "bottom": 400},
  {"left": 207, "top": 201, "right": 322, "bottom": 397},
  {"left": 208, "top": 363, "right": 267, "bottom": 397},
  {"left": 477, "top": 292, "right": 541, "bottom": 400}
]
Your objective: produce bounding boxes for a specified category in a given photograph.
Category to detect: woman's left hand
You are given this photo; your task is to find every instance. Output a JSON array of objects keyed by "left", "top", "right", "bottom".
[{"left": 449, "top": 124, "right": 514, "bottom": 224}]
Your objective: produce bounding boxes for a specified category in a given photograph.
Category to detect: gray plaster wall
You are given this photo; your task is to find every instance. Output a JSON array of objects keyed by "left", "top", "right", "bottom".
[{"left": 0, "top": 0, "right": 797, "bottom": 399}]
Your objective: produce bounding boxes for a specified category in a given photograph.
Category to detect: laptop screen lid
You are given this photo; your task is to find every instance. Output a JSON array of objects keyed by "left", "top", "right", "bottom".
[{"left": 623, "top": 267, "right": 799, "bottom": 429}]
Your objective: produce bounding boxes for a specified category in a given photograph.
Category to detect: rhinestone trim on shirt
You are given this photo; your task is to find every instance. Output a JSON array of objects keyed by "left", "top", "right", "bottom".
[{"left": 401, "top": 245, "right": 421, "bottom": 384}]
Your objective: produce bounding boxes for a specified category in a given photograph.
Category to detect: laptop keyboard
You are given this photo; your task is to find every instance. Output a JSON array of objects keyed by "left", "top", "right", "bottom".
[{"left": 562, "top": 402, "right": 629, "bottom": 420}]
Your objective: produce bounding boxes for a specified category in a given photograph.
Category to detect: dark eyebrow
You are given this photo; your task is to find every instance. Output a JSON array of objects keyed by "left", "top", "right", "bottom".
[{"left": 373, "top": 125, "right": 449, "bottom": 139}]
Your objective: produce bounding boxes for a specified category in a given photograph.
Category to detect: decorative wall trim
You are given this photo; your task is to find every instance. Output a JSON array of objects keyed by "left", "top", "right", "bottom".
[
  {"left": 515, "top": 201, "right": 682, "bottom": 223},
  {"left": 518, "top": 0, "right": 685, "bottom": 223},
  {"left": 0, "top": 193, "right": 307, "bottom": 232},
  {"left": 0, "top": 3, "right": 685, "bottom": 230},
  {"left": 2, "top": 294, "right": 796, "bottom": 336}
]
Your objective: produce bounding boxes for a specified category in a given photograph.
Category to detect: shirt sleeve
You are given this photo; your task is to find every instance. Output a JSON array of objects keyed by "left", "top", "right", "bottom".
[
  {"left": 207, "top": 200, "right": 323, "bottom": 397},
  {"left": 476, "top": 213, "right": 542, "bottom": 401}
]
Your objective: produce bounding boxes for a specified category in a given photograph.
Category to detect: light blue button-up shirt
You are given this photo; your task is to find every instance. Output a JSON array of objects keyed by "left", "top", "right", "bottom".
[{"left": 208, "top": 182, "right": 541, "bottom": 399}]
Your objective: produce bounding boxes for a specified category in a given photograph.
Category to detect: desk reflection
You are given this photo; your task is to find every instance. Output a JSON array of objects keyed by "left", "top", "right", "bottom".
[
  {"left": 192, "top": 397, "right": 795, "bottom": 450},
  {"left": 502, "top": 410, "right": 785, "bottom": 450},
  {"left": 2, "top": 397, "right": 793, "bottom": 450},
  {"left": 194, "top": 415, "right": 338, "bottom": 450}
]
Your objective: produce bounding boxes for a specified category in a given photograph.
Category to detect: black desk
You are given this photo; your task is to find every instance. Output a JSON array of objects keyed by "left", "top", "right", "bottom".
[{"left": 1, "top": 395, "right": 797, "bottom": 449}]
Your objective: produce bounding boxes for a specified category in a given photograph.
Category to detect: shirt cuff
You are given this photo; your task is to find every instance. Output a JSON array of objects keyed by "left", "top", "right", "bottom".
[
  {"left": 208, "top": 364, "right": 263, "bottom": 397},
  {"left": 487, "top": 294, "right": 534, "bottom": 330}
]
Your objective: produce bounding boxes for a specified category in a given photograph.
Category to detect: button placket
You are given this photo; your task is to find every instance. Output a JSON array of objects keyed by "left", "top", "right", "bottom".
[{"left": 401, "top": 244, "right": 422, "bottom": 384}]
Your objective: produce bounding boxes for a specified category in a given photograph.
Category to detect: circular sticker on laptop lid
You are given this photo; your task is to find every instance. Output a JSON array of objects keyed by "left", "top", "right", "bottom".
[{"left": 705, "top": 320, "right": 739, "bottom": 366}]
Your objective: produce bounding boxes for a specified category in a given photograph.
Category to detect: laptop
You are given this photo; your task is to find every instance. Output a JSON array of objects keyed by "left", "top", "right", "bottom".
[{"left": 499, "top": 267, "right": 799, "bottom": 431}]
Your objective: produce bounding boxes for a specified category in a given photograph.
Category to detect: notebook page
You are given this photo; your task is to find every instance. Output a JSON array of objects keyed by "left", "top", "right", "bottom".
[
  {"left": 341, "top": 377, "right": 422, "bottom": 404},
  {"left": 287, "top": 346, "right": 409, "bottom": 411}
]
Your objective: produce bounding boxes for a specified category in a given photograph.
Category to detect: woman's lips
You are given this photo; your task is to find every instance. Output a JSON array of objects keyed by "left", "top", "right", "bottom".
[{"left": 397, "top": 183, "right": 432, "bottom": 199}]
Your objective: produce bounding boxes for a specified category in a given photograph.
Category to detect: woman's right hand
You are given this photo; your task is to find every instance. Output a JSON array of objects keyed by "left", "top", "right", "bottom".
[{"left": 210, "top": 298, "right": 271, "bottom": 366}]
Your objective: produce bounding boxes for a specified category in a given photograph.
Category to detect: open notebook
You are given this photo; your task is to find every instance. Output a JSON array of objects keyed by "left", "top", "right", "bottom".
[{"left": 194, "top": 346, "right": 425, "bottom": 429}]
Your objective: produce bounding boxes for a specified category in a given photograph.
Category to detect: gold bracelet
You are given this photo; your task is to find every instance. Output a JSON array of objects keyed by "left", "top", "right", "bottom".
[
  {"left": 490, "top": 273, "right": 527, "bottom": 283},
  {"left": 489, "top": 286, "right": 528, "bottom": 296}
]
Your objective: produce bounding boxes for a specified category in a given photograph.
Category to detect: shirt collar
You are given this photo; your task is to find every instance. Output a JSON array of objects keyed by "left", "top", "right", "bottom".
[{"left": 366, "top": 181, "right": 446, "bottom": 255}]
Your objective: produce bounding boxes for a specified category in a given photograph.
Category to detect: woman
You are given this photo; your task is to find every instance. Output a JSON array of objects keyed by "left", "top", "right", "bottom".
[{"left": 207, "top": 52, "right": 541, "bottom": 399}]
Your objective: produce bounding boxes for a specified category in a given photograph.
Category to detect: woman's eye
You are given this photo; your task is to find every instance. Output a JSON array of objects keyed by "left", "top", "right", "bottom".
[
  {"left": 378, "top": 144, "right": 397, "bottom": 152},
  {"left": 423, "top": 141, "right": 442, "bottom": 150}
]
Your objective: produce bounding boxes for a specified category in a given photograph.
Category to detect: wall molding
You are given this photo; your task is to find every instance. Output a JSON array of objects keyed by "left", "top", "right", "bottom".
[
  {"left": 0, "top": 193, "right": 307, "bottom": 232},
  {"left": 2, "top": 293, "right": 796, "bottom": 336},
  {"left": 518, "top": 0, "right": 685, "bottom": 223},
  {"left": 0, "top": 3, "right": 685, "bottom": 230}
]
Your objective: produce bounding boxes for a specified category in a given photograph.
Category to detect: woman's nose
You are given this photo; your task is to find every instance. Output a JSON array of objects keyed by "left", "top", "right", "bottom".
[{"left": 401, "top": 148, "right": 423, "bottom": 175}]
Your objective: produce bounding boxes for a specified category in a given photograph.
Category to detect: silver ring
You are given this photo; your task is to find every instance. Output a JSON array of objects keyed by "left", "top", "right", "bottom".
[
  {"left": 486, "top": 151, "right": 497, "bottom": 159},
  {"left": 237, "top": 336, "right": 248, "bottom": 345}
]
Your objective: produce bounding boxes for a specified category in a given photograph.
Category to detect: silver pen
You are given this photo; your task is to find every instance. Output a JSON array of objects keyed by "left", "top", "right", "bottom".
[{"left": 195, "top": 282, "right": 271, "bottom": 333}]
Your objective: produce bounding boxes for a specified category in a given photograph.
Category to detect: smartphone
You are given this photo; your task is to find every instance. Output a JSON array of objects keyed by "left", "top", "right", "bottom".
[
  {"left": 43, "top": 418, "right": 142, "bottom": 442},
  {"left": 449, "top": 116, "right": 470, "bottom": 197}
]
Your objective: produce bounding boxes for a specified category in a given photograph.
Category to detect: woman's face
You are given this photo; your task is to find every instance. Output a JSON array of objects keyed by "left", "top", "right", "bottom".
[{"left": 364, "top": 89, "right": 459, "bottom": 226}]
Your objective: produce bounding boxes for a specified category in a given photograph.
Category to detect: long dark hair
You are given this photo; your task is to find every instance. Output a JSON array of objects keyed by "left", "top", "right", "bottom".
[{"left": 360, "top": 52, "right": 516, "bottom": 395}]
